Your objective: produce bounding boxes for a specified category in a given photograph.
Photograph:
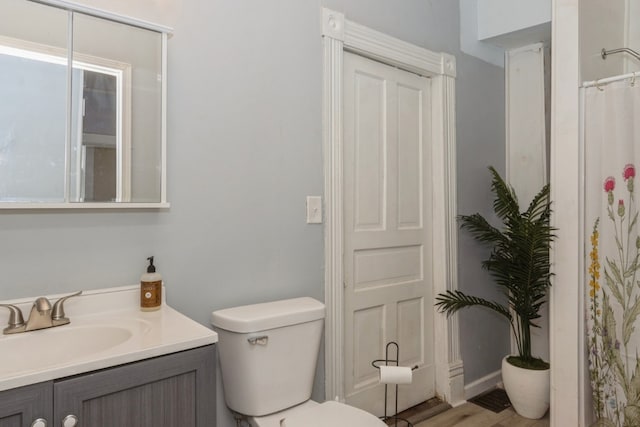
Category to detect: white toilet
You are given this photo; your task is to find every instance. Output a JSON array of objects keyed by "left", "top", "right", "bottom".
[{"left": 211, "top": 297, "right": 386, "bottom": 427}]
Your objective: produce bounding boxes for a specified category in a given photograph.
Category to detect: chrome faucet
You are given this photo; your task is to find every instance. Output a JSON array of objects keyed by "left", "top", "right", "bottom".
[{"left": 0, "top": 291, "right": 82, "bottom": 335}]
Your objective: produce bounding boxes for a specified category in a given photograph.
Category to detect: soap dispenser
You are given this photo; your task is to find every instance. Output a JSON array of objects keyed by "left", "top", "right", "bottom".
[{"left": 140, "top": 256, "right": 162, "bottom": 311}]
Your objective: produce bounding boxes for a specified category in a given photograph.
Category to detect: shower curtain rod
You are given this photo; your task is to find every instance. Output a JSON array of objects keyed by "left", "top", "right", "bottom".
[
  {"left": 601, "top": 47, "right": 640, "bottom": 62},
  {"left": 580, "top": 48, "right": 640, "bottom": 88},
  {"left": 582, "top": 71, "right": 639, "bottom": 89}
]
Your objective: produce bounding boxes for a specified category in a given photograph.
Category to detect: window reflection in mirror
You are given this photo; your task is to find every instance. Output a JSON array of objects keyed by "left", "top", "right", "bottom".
[
  {"left": 73, "top": 12, "right": 162, "bottom": 203},
  {"left": 0, "top": 0, "right": 165, "bottom": 205},
  {"left": 71, "top": 68, "right": 121, "bottom": 202}
]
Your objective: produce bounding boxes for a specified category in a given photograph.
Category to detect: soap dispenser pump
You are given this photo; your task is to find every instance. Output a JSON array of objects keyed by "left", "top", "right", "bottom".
[{"left": 140, "top": 256, "right": 162, "bottom": 311}]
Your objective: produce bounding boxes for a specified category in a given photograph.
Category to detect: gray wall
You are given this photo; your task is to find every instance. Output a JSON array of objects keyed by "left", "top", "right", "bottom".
[
  {"left": 456, "top": 54, "right": 509, "bottom": 384},
  {"left": 0, "top": 0, "right": 507, "bottom": 423}
]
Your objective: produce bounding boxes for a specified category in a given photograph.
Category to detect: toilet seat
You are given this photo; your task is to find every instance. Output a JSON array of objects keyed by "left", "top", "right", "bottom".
[{"left": 279, "top": 401, "right": 386, "bottom": 427}]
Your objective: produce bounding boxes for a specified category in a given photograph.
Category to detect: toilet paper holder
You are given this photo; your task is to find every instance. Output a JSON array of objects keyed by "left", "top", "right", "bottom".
[{"left": 371, "top": 341, "right": 418, "bottom": 427}]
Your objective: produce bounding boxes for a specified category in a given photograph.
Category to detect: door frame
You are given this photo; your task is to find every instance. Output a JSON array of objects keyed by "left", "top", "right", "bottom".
[{"left": 321, "top": 8, "right": 464, "bottom": 406}]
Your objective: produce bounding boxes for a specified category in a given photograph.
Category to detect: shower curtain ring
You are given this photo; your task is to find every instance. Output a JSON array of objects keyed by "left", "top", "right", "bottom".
[
  {"left": 596, "top": 80, "right": 605, "bottom": 91},
  {"left": 631, "top": 72, "right": 637, "bottom": 87}
]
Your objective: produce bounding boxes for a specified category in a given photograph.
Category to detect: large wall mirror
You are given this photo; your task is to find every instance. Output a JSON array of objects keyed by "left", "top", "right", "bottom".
[{"left": 0, "top": 0, "right": 170, "bottom": 208}]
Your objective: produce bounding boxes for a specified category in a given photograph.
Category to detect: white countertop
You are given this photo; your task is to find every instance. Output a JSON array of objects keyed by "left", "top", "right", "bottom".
[{"left": 0, "top": 285, "right": 217, "bottom": 392}]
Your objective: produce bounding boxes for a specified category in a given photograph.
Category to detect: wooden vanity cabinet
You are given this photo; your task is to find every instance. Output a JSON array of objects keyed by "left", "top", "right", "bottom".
[{"left": 0, "top": 345, "right": 215, "bottom": 427}]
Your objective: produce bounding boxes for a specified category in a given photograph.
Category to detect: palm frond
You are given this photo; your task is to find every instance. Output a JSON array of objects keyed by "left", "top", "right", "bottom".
[
  {"left": 488, "top": 166, "right": 520, "bottom": 222},
  {"left": 524, "top": 183, "right": 551, "bottom": 220},
  {"left": 435, "top": 290, "right": 512, "bottom": 322},
  {"left": 458, "top": 213, "right": 506, "bottom": 246}
]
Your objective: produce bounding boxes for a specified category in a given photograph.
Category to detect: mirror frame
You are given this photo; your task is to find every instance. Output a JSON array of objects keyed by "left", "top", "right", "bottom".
[{"left": 1, "top": 0, "right": 172, "bottom": 209}]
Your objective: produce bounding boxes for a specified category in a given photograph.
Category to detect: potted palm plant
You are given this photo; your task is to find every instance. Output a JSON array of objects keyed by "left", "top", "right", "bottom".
[{"left": 435, "top": 166, "right": 554, "bottom": 419}]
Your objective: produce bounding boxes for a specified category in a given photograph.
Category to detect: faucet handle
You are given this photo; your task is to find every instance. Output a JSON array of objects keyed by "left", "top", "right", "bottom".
[
  {"left": 52, "top": 291, "right": 82, "bottom": 322},
  {"left": 0, "top": 304, "right": 25, "bottom": 331}
]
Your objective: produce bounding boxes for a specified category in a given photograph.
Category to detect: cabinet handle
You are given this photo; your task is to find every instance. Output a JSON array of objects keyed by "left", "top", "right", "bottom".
[
  {"left": 62, "top": 414, "right": 78, "bottom": 427},
  {"left": 31, "top": 419, "right": 47, "bottom": 427}
]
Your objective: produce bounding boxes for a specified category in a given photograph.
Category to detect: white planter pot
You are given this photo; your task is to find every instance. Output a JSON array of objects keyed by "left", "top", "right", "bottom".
[{"left": 501, "top": 356, "right": 550, "bottom": 419}]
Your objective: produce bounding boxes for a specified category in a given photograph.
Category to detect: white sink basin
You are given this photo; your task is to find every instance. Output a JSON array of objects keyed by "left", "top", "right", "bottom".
[
  {"left": 0, "top": 325, "right": 134, "bottom": 377},
  {"left": 0, "top": 285, "right": 217, "bottom": 392}
]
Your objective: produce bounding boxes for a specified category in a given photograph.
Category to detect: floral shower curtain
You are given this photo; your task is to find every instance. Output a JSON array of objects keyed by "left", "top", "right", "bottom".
[{"left": 585, "top": 78, "right": 640, "bottom": 427}]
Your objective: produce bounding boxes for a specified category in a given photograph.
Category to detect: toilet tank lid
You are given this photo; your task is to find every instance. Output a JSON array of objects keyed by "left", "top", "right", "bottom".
[{"left": 210, "top": 297, "right": 325, "bottom": 333}]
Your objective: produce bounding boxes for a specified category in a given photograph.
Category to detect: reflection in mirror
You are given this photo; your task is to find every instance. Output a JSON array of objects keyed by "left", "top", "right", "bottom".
[
  {"left": 70, "top": 58, "right": 129, "bottom": 202},
  {"left": 0, "top": 0, "right": 68, "bottom": 202},
  {"left": 74, "top": 70, "right": 119, "bottom": 202},
  {"left": 73, "top": 12, "right": 163, "bottom": 203},
  {"left": 0, "top": 43, "right": 125, "bottom": 202},
  {"left": 0, "top": 0, "right": 168, "bottom": 206}
]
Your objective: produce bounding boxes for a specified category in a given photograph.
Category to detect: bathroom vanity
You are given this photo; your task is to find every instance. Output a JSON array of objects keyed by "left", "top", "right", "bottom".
[
  {"left": 0, "top": 345, "right": 214, "bottom": 427},
  {"left": 0, "top": 286, "right": 218, "bottom": 427}
]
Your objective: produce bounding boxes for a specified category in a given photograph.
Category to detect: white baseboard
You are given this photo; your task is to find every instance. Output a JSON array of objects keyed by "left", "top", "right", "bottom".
[{"left": 464, "top": 369, "right": 502, "bottom": 400}]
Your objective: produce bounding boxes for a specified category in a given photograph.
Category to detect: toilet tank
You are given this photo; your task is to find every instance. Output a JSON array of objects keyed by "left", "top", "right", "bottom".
[{"left": 210, "top": 297, "right": 325, "bottom": 417}]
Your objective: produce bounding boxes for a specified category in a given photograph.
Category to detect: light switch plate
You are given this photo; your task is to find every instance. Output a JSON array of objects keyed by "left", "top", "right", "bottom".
[{"left": 306, "top": 196, "right": 322, "bottom": 224}]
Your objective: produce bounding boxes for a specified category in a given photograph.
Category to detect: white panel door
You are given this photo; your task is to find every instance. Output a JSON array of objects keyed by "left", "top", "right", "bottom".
[{"left": 343, "top": 51, "right": 434, "bottom": 416}]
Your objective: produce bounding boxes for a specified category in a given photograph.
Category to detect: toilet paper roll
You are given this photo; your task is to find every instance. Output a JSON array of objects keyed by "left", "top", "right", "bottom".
[{"left": 379, "top": 366, "right": 413, "bottom": 384}]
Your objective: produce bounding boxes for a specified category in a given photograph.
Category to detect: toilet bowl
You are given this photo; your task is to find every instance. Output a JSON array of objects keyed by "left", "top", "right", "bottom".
[
  {"left": 248, "top": 400, "right": 385, "bottom": 427},
  {"left": 211, "top": 297, "right": 386, "bottom": 427}
]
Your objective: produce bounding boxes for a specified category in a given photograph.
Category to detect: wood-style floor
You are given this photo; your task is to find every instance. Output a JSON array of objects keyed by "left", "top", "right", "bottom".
[{"left": 414, "top": 403, "right": 550, "bottom": 427}]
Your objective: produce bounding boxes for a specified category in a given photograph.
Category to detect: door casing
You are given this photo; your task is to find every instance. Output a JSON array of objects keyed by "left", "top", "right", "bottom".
[{"left": 321, "top": 8, "right": 464, "bottom": 406}]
